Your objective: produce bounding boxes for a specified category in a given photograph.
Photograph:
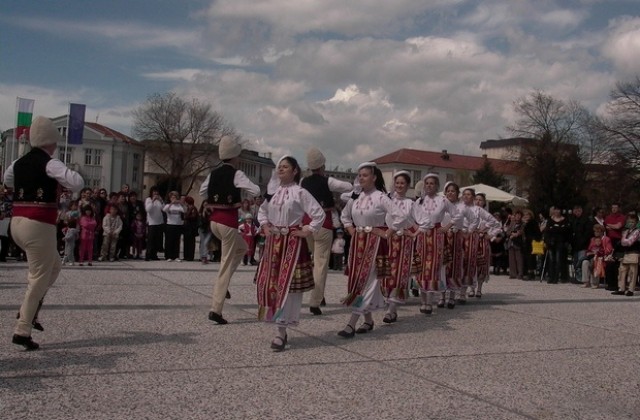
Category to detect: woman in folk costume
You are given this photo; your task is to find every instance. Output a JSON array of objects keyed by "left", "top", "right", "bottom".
[
  {"left": 468, "top": 192, "right": 502, "bottom": 298},
  {"left": 456, "top": 188, "right": 481, "bottom": 304},
  {"left": 256, "top": 156, "right": 325, "bottom": 352},
  {"left": 338, "top": 162, "right": 405, "bottom": 338},
  {"left": 412, "top": 174, "right": 460, "bottom": 315},
  {"left": 381, "top": 171, "right": 417, "bottom": 324},
  {"left": 440, "top": 182, "right": 477, "bottom": 308}
]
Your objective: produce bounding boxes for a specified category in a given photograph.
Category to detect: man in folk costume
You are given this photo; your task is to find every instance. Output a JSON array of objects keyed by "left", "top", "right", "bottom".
[
  {"left": 412, "top": 174, "right": 460, "bottom": 315},
  {"left": 4, "top": 116, "right": 84, "bottom": 350},
  {"left": 199, "top": 136, "right": 260, "bottom": 324},
  {"left": 300, "top": 148, "right": 353, "bottom": 315}
]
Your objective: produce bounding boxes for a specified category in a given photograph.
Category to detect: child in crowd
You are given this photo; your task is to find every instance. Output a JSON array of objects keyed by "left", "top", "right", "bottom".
[
  {"left": 131, "top": 212, "right": 146, "bottom": 259},
  {"left": 100, "top": 205, "right": 122, "bottom": 262},
  {"left": 239, "top": 215, "right": 258, "bottom": 265},
  {"left": 62, "top": 220, "right": 79, "bottom": 266},
  {"left": 612, "top": 212, "right": 640, "bottom": 296},
  {"left": 78, "top": 206, "right": 98, "bottom": 266},
  {"left": 331, "top": 229, "right": 346, "bottom": 271}
]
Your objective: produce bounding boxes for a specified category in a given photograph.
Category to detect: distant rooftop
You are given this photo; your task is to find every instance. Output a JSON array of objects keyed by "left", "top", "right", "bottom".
[{"left": 373, "top": 148, "right": 520, "bottom": 175}]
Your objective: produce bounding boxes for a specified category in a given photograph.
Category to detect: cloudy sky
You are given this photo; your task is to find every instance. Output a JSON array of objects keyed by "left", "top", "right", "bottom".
[{"left": 1, "top": 0, "right": 639, "bottom": 169}]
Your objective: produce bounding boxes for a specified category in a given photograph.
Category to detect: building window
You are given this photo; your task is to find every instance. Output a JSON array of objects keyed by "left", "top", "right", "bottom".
[
  {"left": 239, "top": 161, "right": 256, "bottom": 178},
  {"left": 84, "top": 149, "right": 103, "bottom": 166},
  {"left": 59, "top": 149, "right": 73, "bottom": 164},
  {"left": 132, "top": 153, "right": 140, "bottom": 183},
  {"left": 57, "top": 127, "right": 68, "bottom": 138}
]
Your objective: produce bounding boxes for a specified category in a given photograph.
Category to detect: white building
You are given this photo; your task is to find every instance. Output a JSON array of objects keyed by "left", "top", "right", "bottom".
[{"left": 1, "top": 115, "right": 145, "bottom": 194}]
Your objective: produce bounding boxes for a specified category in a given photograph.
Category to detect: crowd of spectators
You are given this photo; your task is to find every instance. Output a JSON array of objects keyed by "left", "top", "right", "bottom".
[
  {"left": 1, "top": 182, "right": 639, "bottom": 295},
  {"left": 490, "top": 203, "right": 640, "bottom": 294}
]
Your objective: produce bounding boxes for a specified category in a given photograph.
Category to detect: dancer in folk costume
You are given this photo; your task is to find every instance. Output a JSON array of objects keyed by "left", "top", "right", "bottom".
[
  {"left": 4, "top": 116, "right": 84, "bottom": 350},
  {"left": 199, "top": 136, "right": 260, "bottom": 324},
  {"left": 256, "top": 156, "right": 325, "bottom": 352},
  {"left": 239, "top": 214, "right": 258, "bottom": 265},
  {"left": 456, "top": 187, "right": 482, "bottom": 303},
  {"left": 337, "top": 162, "right": 405, "bottom": 338},
  {"left": 301, "top": 148, "right": 353, "bottom": 315},
  {"left": 440, "top": 182, "right": 477, "bottom": 308},
  {"left": 412, "top": 174, "right": 460, "bottom": 315},
  {"left": 468, "top": 192, "right": 502, "bottom": 298},
  {"left": 381, "top": 171, "right": 417, "bottom": 324}
]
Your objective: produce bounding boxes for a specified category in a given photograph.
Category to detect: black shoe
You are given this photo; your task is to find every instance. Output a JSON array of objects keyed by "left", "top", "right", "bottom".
[
  {"left": 411, "top": 288, "right": 420, "bottom": 297},
  {"left": 611, "top": 290, "right": 625, "bottom": 295},
  {"left": 225, "top": 290, "right": 231, "bottom": 299},
  {"left": 337, "top": 325, "right": 355, "bottom": 338},
  {"left": 356, "top": 322, "right": 374, "bottom": 334},
  {"left": 437, "top": 300, "right": 445, "bottom": 308},
  {"left": 17, "top": 313, "right": 44, "bottom": 332},
  {"left": 383, "top": 312, "right": 398, "bottom": 323},
  {"left": 419, "top": 305, "right": 432, "bottom": 315},
  {"left": 320, "top": 298, "right": 326, "bottom": 307},
  {"left": 12, "top": 334, "right": 39, "bottom": 350},
  {"left": 626, "top": 291, "right": 634, "bottom": 296},
  {"left": 208, "top": 311, "right": 228, "bottom": 324},
  {"left": 270, "top": 334, "right": 287, "bottom": 352},
  {"left": 447, "top": 300, "right": 455, "bottom": 309},
  {"left": 310, "top": 306, "right": 322, "bottom": 315}
]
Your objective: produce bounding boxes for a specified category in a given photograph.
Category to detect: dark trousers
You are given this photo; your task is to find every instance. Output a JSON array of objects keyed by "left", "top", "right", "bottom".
[
  {"left": 182, "top": 223, "right": 197, "bottom": 261},
  {"left": 164, "top": 224, "right": 182, "bottom": 260},
  {"left": 548, "top": 244, "right": 568, "bottom": 283},
  {"left": 0, "top": 235, "right": 9, "bottom": 261},
  {"left": 605, "top": 239, "right": 622, "bottom": 290},
  {"left": 146, "top": 224, "right": 164, "bottom": 260}
]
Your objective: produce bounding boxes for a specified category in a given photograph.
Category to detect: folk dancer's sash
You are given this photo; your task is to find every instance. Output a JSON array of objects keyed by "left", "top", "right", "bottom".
[
  {"left": 444, "top": 230, "right": 464, "bottom": 289},
  {"left": 414, "top": 225, "right": 444, "bottom": 292},
  {"left": 342, "top": 227, "right": 388, "bottom": 307},
  {"left": 257, "top": 227, "right": 313, "bottom": 321},
  {"left": 462, "top": 232, "right": 480, "bottom": 287},
  {"left": 381, "top": 229, "right": 414, "bottom": 302},
  {"left": 476, "top": 232, "right": 491, "bottom": 281}
]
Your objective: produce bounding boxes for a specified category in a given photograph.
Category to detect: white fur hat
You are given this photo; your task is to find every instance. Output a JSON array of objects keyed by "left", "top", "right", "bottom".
[
  {"left": 219, "top": 136, "right": 242, "bottom": 160},
  {"left": 357, "top": 161, "right": 377, "bottom": 170},
  {"left": 29, "top": 116, "right": 62, "bottom": 148},
  {"left": 393, "top": 170, "right": 411, "bottom": 183},
  {"left": 306, "top": 147, "right": 326, "bottom": 170}
]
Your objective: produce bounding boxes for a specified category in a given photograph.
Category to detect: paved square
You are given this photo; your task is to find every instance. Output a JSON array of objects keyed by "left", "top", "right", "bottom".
[{"left": 2, "top": 260, "right": 639, "bottom": 419}]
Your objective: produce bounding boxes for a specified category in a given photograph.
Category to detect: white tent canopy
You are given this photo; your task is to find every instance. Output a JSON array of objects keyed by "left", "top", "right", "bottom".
[{"left": 460, "top": 183, "right": 529, "bottom": 207}]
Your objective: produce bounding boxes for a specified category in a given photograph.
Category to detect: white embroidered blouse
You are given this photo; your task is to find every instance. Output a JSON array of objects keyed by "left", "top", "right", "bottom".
[
  {"left": 258, "top": 183, "right": 325, "bottom": 232},
  {"left": 341, "top": 189, "right": 405, "bottom": 231}
]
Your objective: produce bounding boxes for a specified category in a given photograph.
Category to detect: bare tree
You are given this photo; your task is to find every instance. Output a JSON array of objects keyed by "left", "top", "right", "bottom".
[
  {"left": 508, "top": 90, "right": 590, "bottom": 212},
  {"left": 133, "top": 92, "right": 237, "bottom": 194},
  {"left": 587, "top": 76, "right": 640, "bottom": 207},
  {"left": 598, "top": 77, "right": 640, "bottom": 164}
]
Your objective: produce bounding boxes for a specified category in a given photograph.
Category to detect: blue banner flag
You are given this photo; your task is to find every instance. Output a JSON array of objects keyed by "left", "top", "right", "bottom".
[{"left": 68, "top": 103, "right": 86, "bottom": 145}]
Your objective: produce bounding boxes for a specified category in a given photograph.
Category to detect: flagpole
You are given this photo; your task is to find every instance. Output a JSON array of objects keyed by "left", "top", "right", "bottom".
[{"left": 65, "top": 103, "right": 70, "bottom": 165}]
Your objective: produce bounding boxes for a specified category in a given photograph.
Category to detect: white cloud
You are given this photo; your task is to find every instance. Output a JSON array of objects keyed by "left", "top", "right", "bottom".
[
  {"left": 603, "top": 16, "right": 640, "bottom": 78},
  {"left": 12, "top": 16, "right": 199, "bottom": 50}
]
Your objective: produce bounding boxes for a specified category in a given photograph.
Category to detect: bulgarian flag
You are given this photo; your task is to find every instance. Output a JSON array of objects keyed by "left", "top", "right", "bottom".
[{"left": 16, "top": 97, "right": 35, "bottom": 141}]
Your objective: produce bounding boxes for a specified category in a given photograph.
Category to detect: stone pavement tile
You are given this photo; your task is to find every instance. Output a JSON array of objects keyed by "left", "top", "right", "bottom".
[
  {"left": 1, "top": 362, "right": 532, "bottom": 420},
  {"left": 391, "top": 347, "right": 640, "bottom": 420}
]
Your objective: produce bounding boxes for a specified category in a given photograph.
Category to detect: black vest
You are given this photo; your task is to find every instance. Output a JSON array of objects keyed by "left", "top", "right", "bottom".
[
  {"left": 301, "top": 174, "right": 334, "bottom": 208},
  {"left": 207, "top": 164, "right": 241, "bottom": 205},
  {"left": 622, "top": 229, "right": 640, "bottom": 253},
  {"left": 13, "top": 148, "right": 58, "bottom": 203}
]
